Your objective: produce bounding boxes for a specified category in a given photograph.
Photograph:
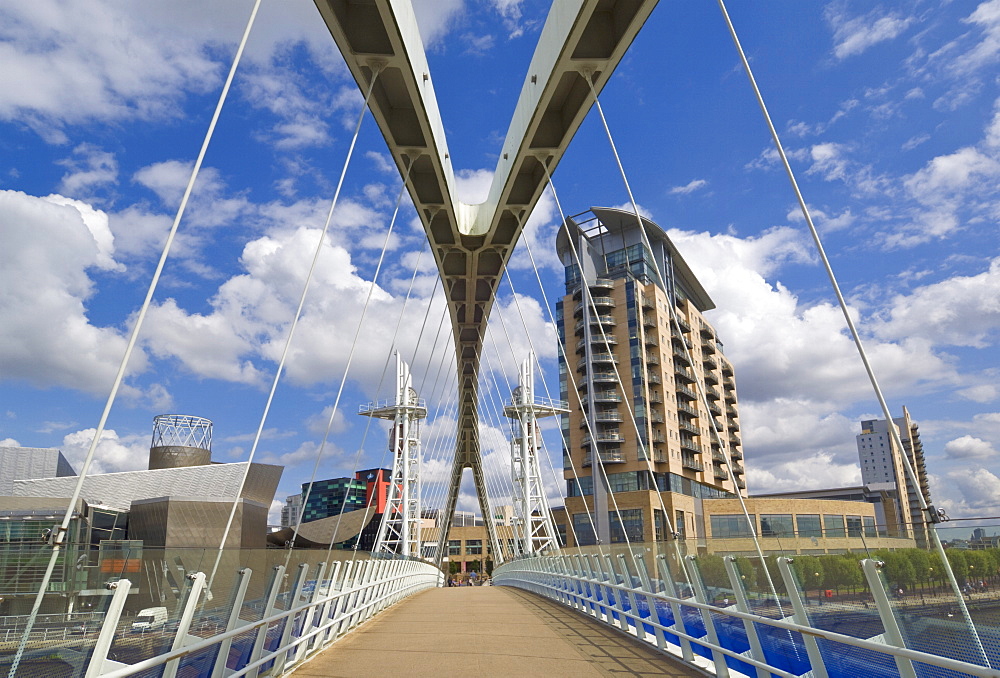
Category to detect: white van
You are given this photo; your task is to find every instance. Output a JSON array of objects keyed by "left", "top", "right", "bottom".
[{"left": 131, "top": 607, "right": 168, "bottom": 632}]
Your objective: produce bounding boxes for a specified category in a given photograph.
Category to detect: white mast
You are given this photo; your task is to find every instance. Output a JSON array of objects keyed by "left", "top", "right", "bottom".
[
  {"left": 362, "top": 352, "right": 427, "bottom": 557},
  {"left": 503, "top": 351, "right": 567, "bottom": 554}
]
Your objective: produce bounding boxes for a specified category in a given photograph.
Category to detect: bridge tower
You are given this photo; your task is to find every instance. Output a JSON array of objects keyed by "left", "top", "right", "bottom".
[
  {"left": 504, "top": 352, "right": 567, "bottom": 554},
  {"left": 361, "top": 352, "right": 427, "bottom": 558}
]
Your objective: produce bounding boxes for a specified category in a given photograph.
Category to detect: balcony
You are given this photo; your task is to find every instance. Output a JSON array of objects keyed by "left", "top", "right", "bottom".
[
  {"left": 700, "top": 325, "right": 715, "bottom": 340},
  {"left": 714, "top": 465, "right": 729, "bottom": 480},
  {"left": 680, "top": 437, "right": 701, "bottom": 454},
  {"left": 704, "top": 370, "right": 719, "bottom": 385},
  {"left": 675, "top": 366, "right": 695, "bottom": 383},
  {"left": 736, "top": 477, "right": 747, "bottom": 490},
  {"left": 726, "top": 406, "right": 738, "bottom": 417},
  {"left": 705, "top": 386, "right": 722, "bottom": 401},
  {"left": 681, "top": 455, "right": 704, "bottom": 472},
  {"left": 574, "top": 297, "right": 616, "bottom": 316},
  {"left": 672, "top": 347, "right": 691, "bottom": 366},
  {"left": 583, "top": 450, "right": 626, "bottom": 466},
  {"left": 649, "top": 392, "right": 664, "bottom": 404},
  {"left": 642, "top": 315, "right": 657, "bottom": 329},
  {"left": 582, "top": 433, "right": 625, "bottom": 446},
  {"left": 640, "top": 293, "right": 655, "bottom": 310},
  {"left": 679, "top": 419, "right": 700, "bottom": 435},
  {"left": 729, "top": 436, "right": 741, "bottom": 448},
  {"left": 644, "top": 334, "right": 658, "bottom": 347},
  {"left": 675, "top": 316, "right": 692, "bottom": 333},
  {"left": 702, "top": 339, "right": 716, "bottom": 355},
  {"left": 594, "top": 411, "right": 623, "bottom": 423},
  {"left": 591, "top": 278, "right": 614, "bottom": 291},
  {"left": 724, "top": 391, "right": 737, "bottom": 405},
  {"left": 708, "top": 402, "right": 722, "bottom": 416},
  {"left": 646, "top": 353, "right": 660, "bottom": 366},
  {"left": 731, "top": 463, "right": 745, "bottom": 476},
  {"left": 650, "top": 431, "right": 666, "bottom": 444},
  {"left": 728, "top": 420, "right": 740, "bottom": 432},
  {"left": 592, "top": 372, "right": 619, "bottom": 383},
  {"left": 703, "top": 355, "right": 718, "bottom": 371},
  {"left": 647, "top": 373, "right": 662, "bottom": 385},
  {"left": 676, "top": 384, "right": 697, "bottom": 401},
  {"left": 593, "top": 391, "right": 622, "bottom": 403},
  {"left": 723, "top": 377, "right": 735, "bottom": 390},
  {"left": 649, "top": 412, "right": 665, "bottom": 424},
  {"left": 730, "top": 448, "right": 743, "bottom": 460},
  {"left": 721, "top": 362, "right": 734, "bottom": 377},
  {"left": 712, "top": 448, "right": 727, "bottom": 463},
  {"left": 677, "top": 402, "right": 699, "bottom": 418}
]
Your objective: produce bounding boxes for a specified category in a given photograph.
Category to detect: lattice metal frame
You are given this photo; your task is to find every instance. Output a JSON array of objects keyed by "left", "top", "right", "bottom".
[{"left": 150, "top": 414, "right": 213, "bottom": 451}]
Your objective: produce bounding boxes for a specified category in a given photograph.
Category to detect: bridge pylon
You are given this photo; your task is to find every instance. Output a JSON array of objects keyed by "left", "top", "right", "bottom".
[
  {"left": 504, "top": 352, "right": 567, "bottom": 555},
  {"left": 361, "top": 352, "right": 427, "bottom": 558}
]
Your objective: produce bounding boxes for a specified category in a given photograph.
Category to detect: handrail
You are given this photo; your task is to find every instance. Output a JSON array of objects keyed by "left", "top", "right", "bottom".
[{"left": 494, "top": 555, "right": 998, "bottom": 678}]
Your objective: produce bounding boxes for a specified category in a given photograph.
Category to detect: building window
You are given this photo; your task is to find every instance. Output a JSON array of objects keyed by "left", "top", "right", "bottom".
[
  {"left": 465, "top": 539, "right": 483, "bottom": 555},
  {"left": 796, "top": 514, "right": 821, "bottom": 538},
  {"left": 674, "top": 509, "right": 685, "bottom": 540},
  {"left": 710, "top": 514, "right": 756, "bottom": 538},
  {"left": 823, "top": 514, "right": 845, "bottom": 537},
  {"left": 846, "top": 516, "right": 863, "bottom": 537},
  {"left": 760, "top": 514, "right": 793, "bottom": 537},
  {"left": 653, "top": 509, "right": 668, "bottom": 541},
  {"left": 447, "top": 540, "right": 461, "bottom": 556},
  {"left": 607, "top": 471, "right": 640, "bottom": 493},
  {"left": 573, "top": 513, "right": 597, "bottom": 546},
  {"left": 610, "top": 509, "right": 643, "bottom": 543},
  {"left": 863, "top": 516, "right": 877, "bottom": 537}
]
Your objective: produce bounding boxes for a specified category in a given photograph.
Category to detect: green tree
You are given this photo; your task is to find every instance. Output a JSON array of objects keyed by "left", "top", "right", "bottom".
[
  {"left": 905, "top": 549, "right": 930, "bottom": 590},
  {"left": 965, "top": 550, "right": 990, "bottom": 584},
  {"left": 882, "top": 551, "right": 916, "bottom": 591},
  {"left": 946, "top": 549, "right": 969, "bottom": 584}
]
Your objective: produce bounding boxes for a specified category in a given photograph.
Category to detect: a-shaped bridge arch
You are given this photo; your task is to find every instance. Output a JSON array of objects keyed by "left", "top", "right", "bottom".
[{"left": 314, "top": 0, "right": 659, "bottom": 562}]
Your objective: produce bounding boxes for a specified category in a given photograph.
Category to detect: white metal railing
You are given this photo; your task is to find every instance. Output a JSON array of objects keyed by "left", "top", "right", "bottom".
[
  {"left": 81, "top": 557, "right": 441, "bottom": 678},
  {"left": 493, "top": 552, "right": 998, "bottom": 678}
]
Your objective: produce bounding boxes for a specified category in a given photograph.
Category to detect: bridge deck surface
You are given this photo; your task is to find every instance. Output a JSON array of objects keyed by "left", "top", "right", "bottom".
[{"left": 294, "top": 585, "right": 704, "bottom": 677}]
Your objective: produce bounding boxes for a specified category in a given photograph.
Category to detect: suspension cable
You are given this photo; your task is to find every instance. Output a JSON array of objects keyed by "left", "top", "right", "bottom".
[
  {"left": 716, "top": 0, "right": 986, "bottom": 658},
  {"left": 5, "top": 4, "right": 264, "bottom": 674}
]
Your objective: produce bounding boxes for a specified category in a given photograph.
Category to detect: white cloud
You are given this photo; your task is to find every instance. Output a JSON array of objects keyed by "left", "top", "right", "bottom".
[
  {"left": 944, "top": 435, "right": 997, "bottom": 459},
  {"left": 936, "top": 466, "right": 1000, "bottom": 517},
  {"left": 826, "top": 5, "right": 914, "bottom": 59},
  {"left": 0, "top": 190, "right": 147, "bottom": 395},
  {"left": 57, "top": 144, "right": 118, "bottom": 199},
  {"left": 412, "top": 0, "right": 466, "bottom": 47},
  {"left": 61, "top": 427, "right": 150, "bottom": 475},
  {"left": 875, "top": 258, "right": 1000, "bottom": 348},
  {"left": 669, "top": 179, "right": 708, "bottom": 195}
]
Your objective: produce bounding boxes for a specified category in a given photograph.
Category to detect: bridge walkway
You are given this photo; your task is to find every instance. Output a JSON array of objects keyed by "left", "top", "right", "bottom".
[{"left": 292, "top": 585, "right": 704, "bottom": 677}]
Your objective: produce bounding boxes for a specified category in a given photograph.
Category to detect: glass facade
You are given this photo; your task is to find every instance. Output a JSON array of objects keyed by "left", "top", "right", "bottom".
[
  {"left": 796, "top": 514, "right": 822, "bottom": 538},
  {"left": 823, "top": 514, "right": 846, "bottom": 537},
  {"left": 710, "top": 514, "right": 757, "bottom": 538},
  {"left": 301, "top": 478, "right": 367, "bottom": 522},
  {"left": 610, "top": 508, "right": 643, "bottom": 543},
  {"left": 760, "top": 514, "right": 794, "bottom": 537}
]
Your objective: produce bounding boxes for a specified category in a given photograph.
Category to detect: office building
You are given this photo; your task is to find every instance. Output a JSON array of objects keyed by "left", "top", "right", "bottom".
[
  {"left": 299, "top": 468, "right": 391, "bottom": 523},
  {"left": 857, "top": 407, "right": 932, "bottom": 547},
  {"left": 556, "top": 207, "right": 744, "bottom": 546},
  {"left": 281, "top": 493, "right": 302, "bottom": 528}
]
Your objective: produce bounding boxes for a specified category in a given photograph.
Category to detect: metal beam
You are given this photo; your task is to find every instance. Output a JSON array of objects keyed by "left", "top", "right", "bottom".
[{"left": 313, "top": 0, "right": 659, "bottom": 560}]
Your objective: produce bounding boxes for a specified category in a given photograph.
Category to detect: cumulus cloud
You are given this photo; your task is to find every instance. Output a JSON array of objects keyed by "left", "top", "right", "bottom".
[
  {"left": 57, "top": 144, "right": 118, "bottom": 199},
  {"left": 944, "top": 435, "right": 997, "bottom": 459},
  {"left": 936, "top": 467, "right": 1000, "bottom": 517},
  {"left": 60, "top": 427, "right": 150, "bottom": 475},
  {"left": 874, "top": 257, "right": 1000, "bottom": 348},
  {"left": 0, "top": 190, "right": 146, "bottom": 395}
]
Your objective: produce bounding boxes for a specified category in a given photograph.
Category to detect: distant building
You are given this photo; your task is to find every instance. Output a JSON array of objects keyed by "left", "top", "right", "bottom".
[
  {"left": 300, "top": 469, "right": 391, "bottom": 523},
  {"left": 0, "top": 446, "right": 76, "bottom": 495},
  {"left": 857, "top": 407, "right": 932, "bottom": 547},
  {"left": 281, "top": 492, "right": 302, "bottom": 528}
]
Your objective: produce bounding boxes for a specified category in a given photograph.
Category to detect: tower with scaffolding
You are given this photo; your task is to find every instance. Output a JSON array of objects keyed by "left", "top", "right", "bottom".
[{"left": 360, "top": 353, "right": 427, "bottom": 558}]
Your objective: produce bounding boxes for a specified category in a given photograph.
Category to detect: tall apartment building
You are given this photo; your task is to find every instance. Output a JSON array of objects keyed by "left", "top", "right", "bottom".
[
  {"left": 556, "top": 207, "right": 744, "bottom": 546},
  {"left": 856, "top": 406, "right": 932, "bottom": 546}
]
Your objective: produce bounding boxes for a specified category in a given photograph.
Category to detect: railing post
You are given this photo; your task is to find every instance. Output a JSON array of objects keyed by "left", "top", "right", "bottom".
[
  {"left": 683, "top": 555, "right": 730, "bottom": 677},
  {"left": 290, "top": 562, "right": 325, "bottom": 668},
  {"left": 314, "top": 560, "right": 341, "bottom": 649},
  {"left": 247, "top": 565, "right": 285, "bottom": 678},
  {"left": 657, "top": 554, "right": 694, "bottom": 662},
  {"left": 723, "top": 557, "right": 768, "bottom": 678},
  {"left": 210, "top": 567, "right": 253, "bottom": 678},
  {"left": 776, "top": 557, "right": 830, "bottom": 678},
  {"left": 634, "top": 554, "right": 667, "bottom": 652},
  {"left": 269, "top": 563, "right": 308, "bottom": 676},
  {"left": 861, "top": 559, "right": 918, "bottom": 678},
  {"left": 329, "top": 560, "right": 354, "bottom": 641},
  {"left": 617, "top": 554, "right": 643, "bottom": 639},
  {"left": 83, "top": 579, "right": 132, "bottom": 678},
  {"left": 163, "top": 571, "right": 207, "bottom": 678}
]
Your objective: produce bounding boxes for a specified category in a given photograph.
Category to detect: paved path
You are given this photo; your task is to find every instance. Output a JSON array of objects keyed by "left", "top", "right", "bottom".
[{"left": 293, "top": 586, "right": 705, "bottom": 677}]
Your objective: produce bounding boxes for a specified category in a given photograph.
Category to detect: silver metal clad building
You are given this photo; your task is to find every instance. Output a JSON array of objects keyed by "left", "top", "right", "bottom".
[{"left": 0, "top": 446, "right": 76, "bottom": 495}]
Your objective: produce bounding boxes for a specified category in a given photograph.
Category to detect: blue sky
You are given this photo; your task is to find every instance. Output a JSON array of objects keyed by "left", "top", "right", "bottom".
[{"left": 1, "top": 0, "right": 999, "bottom": 524}]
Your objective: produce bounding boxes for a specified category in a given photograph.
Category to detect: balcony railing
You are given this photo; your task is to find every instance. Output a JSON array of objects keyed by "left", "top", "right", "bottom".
[
  {"left": 681, "top": 455, "right": 703, "bottom": 471},
  {"left": 583, "top": 450, "right": 626, "bottom": 466},
  {"left": 677, "top": 402, "right": 699, "bottom": 418},
  {"left": 676, "top": 384, "right": 697, "bottom": 401},
  {"left": 592, "top": 391, "right": 622, "bottom": 402}
]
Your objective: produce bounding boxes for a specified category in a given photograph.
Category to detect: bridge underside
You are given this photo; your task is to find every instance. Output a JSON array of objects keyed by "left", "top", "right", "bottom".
[{"left": 313, "top": 0, "right": 659, "bottom": 561}]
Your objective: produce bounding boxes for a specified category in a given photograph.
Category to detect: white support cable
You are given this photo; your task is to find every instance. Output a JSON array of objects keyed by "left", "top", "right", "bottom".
[
  {"left": 714, "top": 1, "right": 987, "bottom": 660},
  {"left": 6, "top": 4, "right": 264, "bottom": 674},
  {"left": 488, "top": 285, "right": 562, "bottom": 553},
  {"left": 580, "top": 77, "right": 783, "bottom": 608},
  {"left": 514, "top": 233, "right": 597, "bottom": 551},
  {"left": 208, "top": 63, "right": 385, "bottom": 590},
  {"left": 286, "top": 156, "right": 415, "bottom": 565}
]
